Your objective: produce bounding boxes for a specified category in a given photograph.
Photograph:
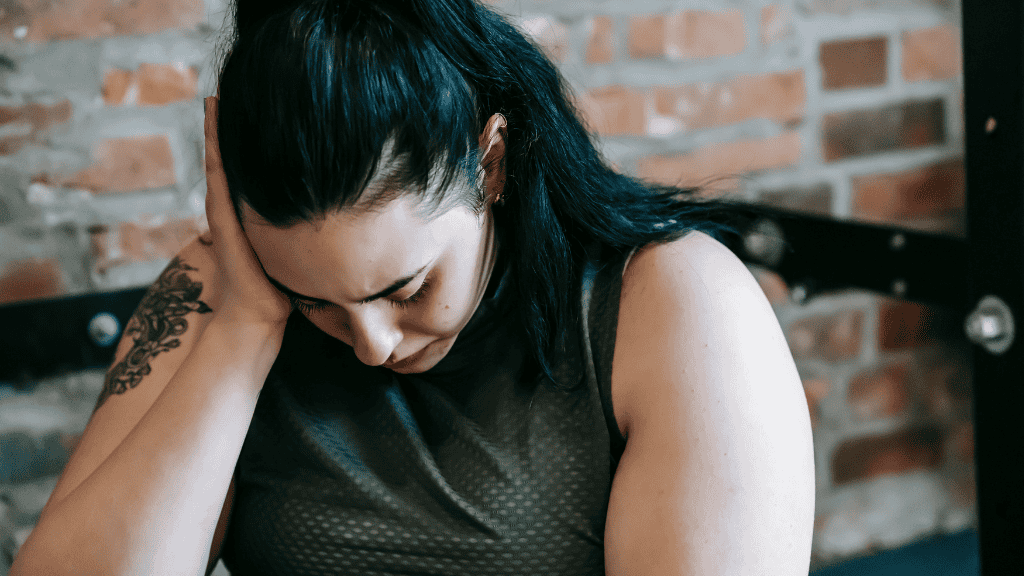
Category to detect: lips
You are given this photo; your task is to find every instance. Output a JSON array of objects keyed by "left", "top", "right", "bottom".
[
  {"left": 385, "top": 356, "right": 411, "bottom": 369},
  {"left": 385, "top": 347, "right": 422, "bottom": 369}
]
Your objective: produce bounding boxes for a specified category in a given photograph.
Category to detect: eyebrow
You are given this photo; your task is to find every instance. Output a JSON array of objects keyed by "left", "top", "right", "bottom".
[{"left": 265, "top": 263, "right": 429, "bottom": 305}]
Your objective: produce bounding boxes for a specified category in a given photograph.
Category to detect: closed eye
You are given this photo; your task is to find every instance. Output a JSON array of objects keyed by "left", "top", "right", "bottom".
[
  {"left": 388, "top": 278, "right": 431, "bottom": 309},
  {"left": 290, "top": 298, "right": 328, "bottom": 314},
  {"left": 291, "top": 278, "right": 432, "bottom": 313}
]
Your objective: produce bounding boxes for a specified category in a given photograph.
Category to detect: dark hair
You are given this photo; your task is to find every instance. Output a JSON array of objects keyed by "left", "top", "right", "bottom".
[{"left": 217, "top": 0, "right": 751, "bottom": 384}]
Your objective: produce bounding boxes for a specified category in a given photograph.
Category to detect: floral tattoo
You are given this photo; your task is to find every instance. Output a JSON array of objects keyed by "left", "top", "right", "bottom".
[{"left": 94, "top": 257, "right": 213, "bottom": 411}]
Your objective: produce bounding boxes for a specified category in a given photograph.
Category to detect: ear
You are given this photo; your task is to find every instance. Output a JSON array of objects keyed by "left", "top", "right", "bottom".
[
  {"left": 478, "top": 113, "right": 506, "bottom": 167},
  {"left": 478, "top": 113, "right": 507, "bottom": 204}
]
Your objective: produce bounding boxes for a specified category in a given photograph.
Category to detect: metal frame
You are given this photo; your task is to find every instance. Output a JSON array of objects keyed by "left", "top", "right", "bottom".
[{"left": 958, "top": 0, "right": 1024, "bottom": 572}]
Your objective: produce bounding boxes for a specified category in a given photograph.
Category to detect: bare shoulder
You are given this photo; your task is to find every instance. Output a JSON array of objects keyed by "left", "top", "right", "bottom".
[
  {"left": 610, "top": 229, "right": 785, "bottom": 437},
  {"left": 604, "top": 229, "right": 815, "bottom": 575},
  {"left": 621, "top": 229, "right": 758, "bottom": 304}
]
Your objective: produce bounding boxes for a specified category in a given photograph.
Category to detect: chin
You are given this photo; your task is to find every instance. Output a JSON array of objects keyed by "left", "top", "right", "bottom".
[
  {"left": 386, "top": 363, "right": 424, "bottom": 374},
  {"left": 387, "top": 337, "right": 457, "bottom": 373}
]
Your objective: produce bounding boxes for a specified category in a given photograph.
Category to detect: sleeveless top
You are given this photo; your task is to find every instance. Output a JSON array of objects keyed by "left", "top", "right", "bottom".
[{"left": 221, "top": 244, "right": 634, "bottom": 575}]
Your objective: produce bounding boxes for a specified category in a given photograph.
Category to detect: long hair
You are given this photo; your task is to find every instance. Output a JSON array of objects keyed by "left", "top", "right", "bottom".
[{"left": 216, "top": 0, "right": 751, "bottom": 384}]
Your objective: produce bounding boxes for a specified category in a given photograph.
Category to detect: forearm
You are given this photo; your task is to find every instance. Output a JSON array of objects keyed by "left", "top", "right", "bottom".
[{"left": 11, "top": 317, "right": 283, "bottom": 576}]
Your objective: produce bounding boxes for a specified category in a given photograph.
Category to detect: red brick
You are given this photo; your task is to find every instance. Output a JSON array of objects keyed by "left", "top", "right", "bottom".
[
  {"left": 758, "top": 183, "right": 833, "bottom": 216},
  {"left": 0, "top": 99, "right": 72, "bottom": 155},
  {"left": 920, "top": 349, "right": 972, "bottom": 421},
  {"left": 64, "top": 135, "right": 176, "bottom": 193},
  {"left": 103, "top": 63, "right": 198, "bottom": 106},
  {"left": 88, "top": 223, "right": 112, "bottom": 260},
  {"left": 831, "top": 425, "right": 945, "bottom": 485},
  {"left": 803, "top": 375, "right": 831, "bottom": 431},
  {"left": 669, "top": 10, "right": 745, "bottom": 59},
  {"left": 878, "top": 300, "right": 941, "bottom": 351},
  {"left": 120, "top": 217, "right": 204, "bottom": 261},
  {"left": 820, "top": 37, "right": 888, "bottom": 90},
  {"left": 946, "top": 421, "right": 974, "bottom": 465},
  {"left": 628, "top": 10, "right": 745, "bottom": 60},
  {"left": 806, "top": 374, "right": 831, "bottom": 403},
  {"left": 847, "top": 363, "right": 911, "bottom": 420},
  {"left": 627, "top": 14, "right": 666, "bottom": 59},
  {"left": 0, "top": 257, "right": 66, "bottom": 305},
  {"left": 654, "top": 70, "right": 805, "bottom": 133},
  {"left": 903, "top": 26, "right": 961, "bottom": 82},
  {"left": 786, "top": 309, "right": 864, "bottom": 361},
  {"left": 637, "top": 132, "right": 801, "bottom": 186},
  {"left": 823, "top": 99, "right": 945, "bottom": 161},
  {"left": 760, "top": 5, "right": 792, "bottom": 47},
  {"left": 578, "top": 85, "right": 647, "bottom": 136},
  {"left": 91, "top": 216, "right": 206, "bottom": 273},
  {"left": 805, "top": 389, "right": 819, "bottom": 430},
  {"left": 851, "top": 159, "right": 964, "bottom": 222},
  {"left": 1, "top": 0, "right": 204, "bottom": 43},
  {"left": 585, "top": 16, "right": 614, "bottom": 64},
  {"left": 102, "top": 69, "right": 133, "bottom": 106},
  {"left": 750, "top": 267, "right": 790, "bottom": 306}
]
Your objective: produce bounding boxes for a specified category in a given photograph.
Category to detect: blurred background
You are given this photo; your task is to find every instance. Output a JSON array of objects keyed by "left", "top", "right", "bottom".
[{"left": 0, "top": 0, "right": 975, "bottom": 574}]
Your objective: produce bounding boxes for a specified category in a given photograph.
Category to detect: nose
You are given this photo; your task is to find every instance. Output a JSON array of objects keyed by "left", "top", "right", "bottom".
[{"left": 348, "top": 306, "right": 402, "bottom": 366}]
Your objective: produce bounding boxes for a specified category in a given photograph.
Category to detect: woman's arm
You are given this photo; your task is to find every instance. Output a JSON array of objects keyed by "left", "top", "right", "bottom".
[
  {"left": 10, "top": 240, "right": 283, "bottom": 576},
  {"left": 11, "top": 96, "right": 293, "bottom": 576},
  {"left": 604, "top": 231, "right": 816, "bottom": 575}
]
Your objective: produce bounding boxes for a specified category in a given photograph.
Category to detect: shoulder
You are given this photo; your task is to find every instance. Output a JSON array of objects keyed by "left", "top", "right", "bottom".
[
  {"left": 603, "top": 230, "right": 815, "bottom": 574},
  {"left": 609, "top": 229, "right": 789, "bottom": 437},
  {"left": 620, "top": 229, "right": 756, "bottom": 308}
]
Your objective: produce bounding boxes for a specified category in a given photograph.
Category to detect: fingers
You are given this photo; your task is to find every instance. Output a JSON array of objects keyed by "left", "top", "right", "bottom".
[
  {"left": 203, "top": 97, "right": 223, "bottom": 177},
  {"left": 204, "top": 97, "right": 233, "bottom": 227}
]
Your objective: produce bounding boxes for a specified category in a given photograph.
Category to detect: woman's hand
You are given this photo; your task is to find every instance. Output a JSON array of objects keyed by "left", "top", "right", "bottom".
[{"left": 203, "top": 96, "right": 293, "bottom": 326}]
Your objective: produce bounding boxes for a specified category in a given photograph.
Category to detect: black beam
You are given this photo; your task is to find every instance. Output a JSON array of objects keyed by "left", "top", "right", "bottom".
[
  {"left": 0, "top": 287, "right": 146, "bottom": 385},
  {"left": 715, "top": 205, "right": 969, "bottom": 315},
  {"left": 960, "top": 0, "right": 1024, "bottom": 573}
]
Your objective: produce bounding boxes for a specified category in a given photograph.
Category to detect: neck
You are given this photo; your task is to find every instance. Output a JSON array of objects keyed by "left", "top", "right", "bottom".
[{"left": 482, "top": 211, "right": 503, "bottom": 300}]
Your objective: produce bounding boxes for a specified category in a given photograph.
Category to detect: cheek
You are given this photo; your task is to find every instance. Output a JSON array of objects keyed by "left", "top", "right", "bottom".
[{"left": 422, "top": 278, "right": 479, "bottom": 334}]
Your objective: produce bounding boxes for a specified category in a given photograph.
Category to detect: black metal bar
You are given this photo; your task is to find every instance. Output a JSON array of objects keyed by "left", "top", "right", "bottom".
[
  {"left": 717, "top": 205, "right": 969, "bottom": 316},
  {"left": 0, "top": 287, "right": 147, "bottom": 385},
  {"left": 961, "top": 0, "right": 1024, "bottom": 573}
]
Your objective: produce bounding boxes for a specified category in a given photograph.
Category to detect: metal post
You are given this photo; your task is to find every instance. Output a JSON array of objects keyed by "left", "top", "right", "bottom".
[{"left": 961, "top": 0, "right": 1024, "bottom": 572}]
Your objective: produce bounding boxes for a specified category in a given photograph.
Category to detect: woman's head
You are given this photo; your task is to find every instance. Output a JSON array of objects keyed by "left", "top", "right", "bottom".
[
  {"left": 216, "top": 0, "right": 748, "bottom": 382},
  {"left": 238, "top": 114, "right": 509, "bottom": 372},
  {"left": 217, "top": 0, "right": 517, "bottom": 371},
  {"left": 217, "top": 0, "right": 498, "bottom": 225}
]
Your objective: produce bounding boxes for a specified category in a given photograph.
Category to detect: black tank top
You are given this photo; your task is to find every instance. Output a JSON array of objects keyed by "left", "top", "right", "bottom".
[{"left": 221, "top": 245, "right": 632, "bottom": 575}]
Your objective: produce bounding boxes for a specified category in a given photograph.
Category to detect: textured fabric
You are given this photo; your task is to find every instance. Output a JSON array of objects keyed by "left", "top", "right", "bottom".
[{"left": 221, "top": 246, "right": 632, "bottom": 575}]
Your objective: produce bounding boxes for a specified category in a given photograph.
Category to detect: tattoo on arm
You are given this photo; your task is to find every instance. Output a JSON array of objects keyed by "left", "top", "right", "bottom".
[{"left": 94, "top": 256, "right": 213, "bottom": 411}]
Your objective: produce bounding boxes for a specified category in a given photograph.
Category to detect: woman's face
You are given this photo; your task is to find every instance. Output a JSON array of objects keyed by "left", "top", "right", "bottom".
[{"left": 242, "top": 194, "right": 498, "bottom": 374}]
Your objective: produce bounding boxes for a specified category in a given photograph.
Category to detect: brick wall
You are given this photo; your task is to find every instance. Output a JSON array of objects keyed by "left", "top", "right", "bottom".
[{"left": 0, "top": 0, "right": 972, "bottom": 573}]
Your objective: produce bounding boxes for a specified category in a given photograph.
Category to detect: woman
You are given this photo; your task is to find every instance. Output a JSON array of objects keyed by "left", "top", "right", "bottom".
[{"left": 12, "top": 0, "right": 815, "bottom": 574}]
